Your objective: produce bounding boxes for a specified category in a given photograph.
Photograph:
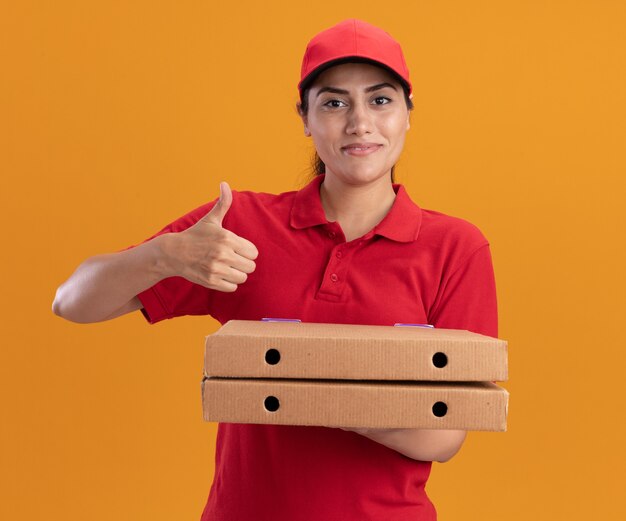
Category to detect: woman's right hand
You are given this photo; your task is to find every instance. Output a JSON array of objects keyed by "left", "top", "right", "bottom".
[
  {"left": 163, "top": 181, "right": 259, "bottom": 293},
  {"left": 53, "top": 182, "right": 258, "bottom": 323}
]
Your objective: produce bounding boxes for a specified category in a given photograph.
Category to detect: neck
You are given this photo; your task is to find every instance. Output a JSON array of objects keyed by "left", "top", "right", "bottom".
[{"left": 319, "top": 173, "right": 397, "bottom": 241}]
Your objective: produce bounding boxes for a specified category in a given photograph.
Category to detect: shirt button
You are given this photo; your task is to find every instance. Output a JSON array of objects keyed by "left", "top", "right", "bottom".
[
  {"left": 336, "top": 251, "right": 343, "bottom": 259},
  {"left": 330, "top": 273, "right": 338, "bottom": 282},
  {"left": 328, "top": 231, "right": 336, "bottom": 239}
]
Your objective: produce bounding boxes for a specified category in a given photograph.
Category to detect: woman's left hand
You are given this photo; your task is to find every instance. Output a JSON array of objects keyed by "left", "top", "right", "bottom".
[
  {"left": 336, "top": 426, "right": 467, "bottom": 462},
  {"left": 338, "top": 426, "right": 369, "bottom": 435},
  {"left": 338, "top": 427, "right": 400, "bottom": 437}
]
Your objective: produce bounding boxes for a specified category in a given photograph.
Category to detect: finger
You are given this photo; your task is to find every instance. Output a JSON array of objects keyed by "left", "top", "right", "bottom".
[
  {"left": 205, "top": 259, "right": 250, "bottom": 285},
  {"left": 201, "top": 266, "right": 241, "bottom": 292},
  {"left": 204, "top": 265, "right": 248, "bottom": 289},
  {"left": 204, "top": 181, "right": 233, "bottom": 226},
  {"left": 231, "top": 235, "right": 259, "bottom": 260},
  {"left": 221, "top": 266, "right": 250, "bottom": 285},
  {"left": 227, "top": 253, "right": 256, "bottom": 275},
  {"left": 209, "top": 278, "right": 239, "bottom": 293}
]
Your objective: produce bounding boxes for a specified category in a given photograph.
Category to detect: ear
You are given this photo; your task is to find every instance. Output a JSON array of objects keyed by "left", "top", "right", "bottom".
[{"left": 297, "top": 102, "right": 311, "bottom": 137}]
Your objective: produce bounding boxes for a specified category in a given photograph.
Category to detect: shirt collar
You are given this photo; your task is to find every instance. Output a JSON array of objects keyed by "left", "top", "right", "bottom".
[{"left": 290, "top": 174, "right": 422, "bottom": 243}]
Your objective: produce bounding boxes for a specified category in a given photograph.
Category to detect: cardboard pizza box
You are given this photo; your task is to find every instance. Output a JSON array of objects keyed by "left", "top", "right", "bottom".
[
  {"left": 201, "top": 377, "right": 509, "bottom": 431},
  {"left": 204, "top": 320, "right": 508, "bottom": 382}
]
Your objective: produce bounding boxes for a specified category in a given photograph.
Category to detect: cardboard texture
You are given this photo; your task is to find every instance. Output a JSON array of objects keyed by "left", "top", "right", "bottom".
[
  {"left": 204, "top": 320, "right": 508, "bottom": 381},
  {"left": 202, "top": 378, "right": 509, "bottom": 431},
  {"left": 201, "top": 320, "right": 510, "bottom": 431}
]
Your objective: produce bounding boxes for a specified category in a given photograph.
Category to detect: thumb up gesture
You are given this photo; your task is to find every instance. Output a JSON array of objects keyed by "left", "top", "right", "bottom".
[{"left": 167, "top": 182, "right": 259, "bottom": 292}]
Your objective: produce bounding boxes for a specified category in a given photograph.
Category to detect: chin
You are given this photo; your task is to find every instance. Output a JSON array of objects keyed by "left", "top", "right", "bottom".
[{"left": 336, "top": 169, "right": 391, "bottom": 186}]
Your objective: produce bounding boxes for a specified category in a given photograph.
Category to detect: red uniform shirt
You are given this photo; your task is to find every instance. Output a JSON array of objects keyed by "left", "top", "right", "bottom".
[{"left": 131, "top": 174, "right": 498, "bottom": 520}]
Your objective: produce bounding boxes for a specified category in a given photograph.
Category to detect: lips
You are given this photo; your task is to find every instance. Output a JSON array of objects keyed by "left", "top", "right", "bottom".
[
  {"left": 341, "top": 143, "right": 381, "bottom": 150},
  {"left": 341, "top": 143, "right": 382, "bottom": 156}
]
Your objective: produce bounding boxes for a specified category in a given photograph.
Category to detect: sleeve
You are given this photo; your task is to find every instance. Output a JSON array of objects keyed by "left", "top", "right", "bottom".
[
  {"left": 120, "top": 199, "right": 220, "bottom": 325},
  {"left": 428, "top": 243, "right": 498, "bottom": 338}
]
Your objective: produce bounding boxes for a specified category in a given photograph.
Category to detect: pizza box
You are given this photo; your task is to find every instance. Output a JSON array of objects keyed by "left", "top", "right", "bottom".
[
  {"left": 204, "top": 320, "right": 508, "bottom": 382},
  {"left": 201, "top": 377, "right": 509, "bottom": 431}
]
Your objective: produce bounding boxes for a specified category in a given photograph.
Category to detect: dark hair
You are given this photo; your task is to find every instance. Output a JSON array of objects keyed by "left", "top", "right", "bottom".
[{"left": 297, "top": 76, "right": 414, "bottom": 183}]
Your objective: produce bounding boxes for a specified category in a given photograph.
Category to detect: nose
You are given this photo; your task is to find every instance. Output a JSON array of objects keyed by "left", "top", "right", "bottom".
[{"left": 345, "top": 102, "right": 373, "bottom": 136}]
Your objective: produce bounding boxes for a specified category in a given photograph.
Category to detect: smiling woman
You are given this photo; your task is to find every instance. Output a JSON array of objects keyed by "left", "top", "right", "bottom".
[
  {"left": 298, "top": 66, "right": 415, "bottom": 183},
  {"left": 52, "top": 18, "right": 499, "bottom": 521},
  {"left": 300, "top": 63, "right": 411, "bottom": 187},
  {"left": 298, "top": 63, "right": 414, "bottom": 241}
]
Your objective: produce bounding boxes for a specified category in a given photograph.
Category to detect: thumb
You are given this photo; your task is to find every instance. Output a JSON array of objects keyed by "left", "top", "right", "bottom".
[{"left": 204, "top": 181, "right": 233, "bottom": 226}]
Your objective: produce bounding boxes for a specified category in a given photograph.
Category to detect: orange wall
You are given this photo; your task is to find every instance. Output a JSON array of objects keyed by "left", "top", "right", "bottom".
[{"left": 2, "top": 1, "right": 625, "bottom": 519}]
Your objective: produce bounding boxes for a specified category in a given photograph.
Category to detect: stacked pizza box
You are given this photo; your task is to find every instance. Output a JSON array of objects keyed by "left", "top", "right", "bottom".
[{"left": 202, "top": 320, "right": 509, "bottom": 431}]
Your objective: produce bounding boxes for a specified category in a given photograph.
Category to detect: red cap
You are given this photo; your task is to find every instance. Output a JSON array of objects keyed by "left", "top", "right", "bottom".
[{"left": 298, "top": 19, "right": 412, "bottom": 100}]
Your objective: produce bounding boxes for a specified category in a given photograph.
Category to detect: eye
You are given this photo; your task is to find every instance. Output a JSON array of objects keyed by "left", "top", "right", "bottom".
[
  {"left": 372, "top": 96, "right": 391, "bottom": 105},
  {"left": 322, "top": 99, "right": 347, "bottom": 108}
]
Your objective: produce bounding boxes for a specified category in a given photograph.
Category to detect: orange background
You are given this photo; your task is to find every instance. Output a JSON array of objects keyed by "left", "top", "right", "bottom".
[{"left": 2, "top": 1, "right": 625, "bottom": 519}]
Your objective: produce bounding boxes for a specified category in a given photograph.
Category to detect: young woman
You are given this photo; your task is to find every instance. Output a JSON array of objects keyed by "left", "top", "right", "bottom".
[{"left": 53, "top": 19, "right": 498, "bottom": 521}]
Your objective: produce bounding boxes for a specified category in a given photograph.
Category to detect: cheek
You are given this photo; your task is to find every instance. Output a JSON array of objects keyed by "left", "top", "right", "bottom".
[
  {"left": 311, "top": 132, "right": 331, "bottom": 157},
  {"left": 382, "top": 116, "right": 408, "bottom": 147},
  {"left": 309, "top": 121, "right": 339, "bottom": 153}
]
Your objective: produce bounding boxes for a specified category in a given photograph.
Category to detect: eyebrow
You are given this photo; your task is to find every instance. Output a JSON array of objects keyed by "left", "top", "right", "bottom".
[{"left": 315, "top": 82, "right": 398, "bottom": 98}]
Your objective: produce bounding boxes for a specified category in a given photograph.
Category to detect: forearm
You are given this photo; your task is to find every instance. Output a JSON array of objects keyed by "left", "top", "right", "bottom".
[
  {"left": 52, "top": 234, "right": 172, "bottom": 323},
  {"left": 349, "top": 428, "right": 467, "bottom": 463}
]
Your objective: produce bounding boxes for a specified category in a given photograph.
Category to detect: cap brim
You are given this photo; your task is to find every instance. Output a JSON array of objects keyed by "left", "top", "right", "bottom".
[{"left": 298, "top": 56, "right": 410, "bottom": 99}]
